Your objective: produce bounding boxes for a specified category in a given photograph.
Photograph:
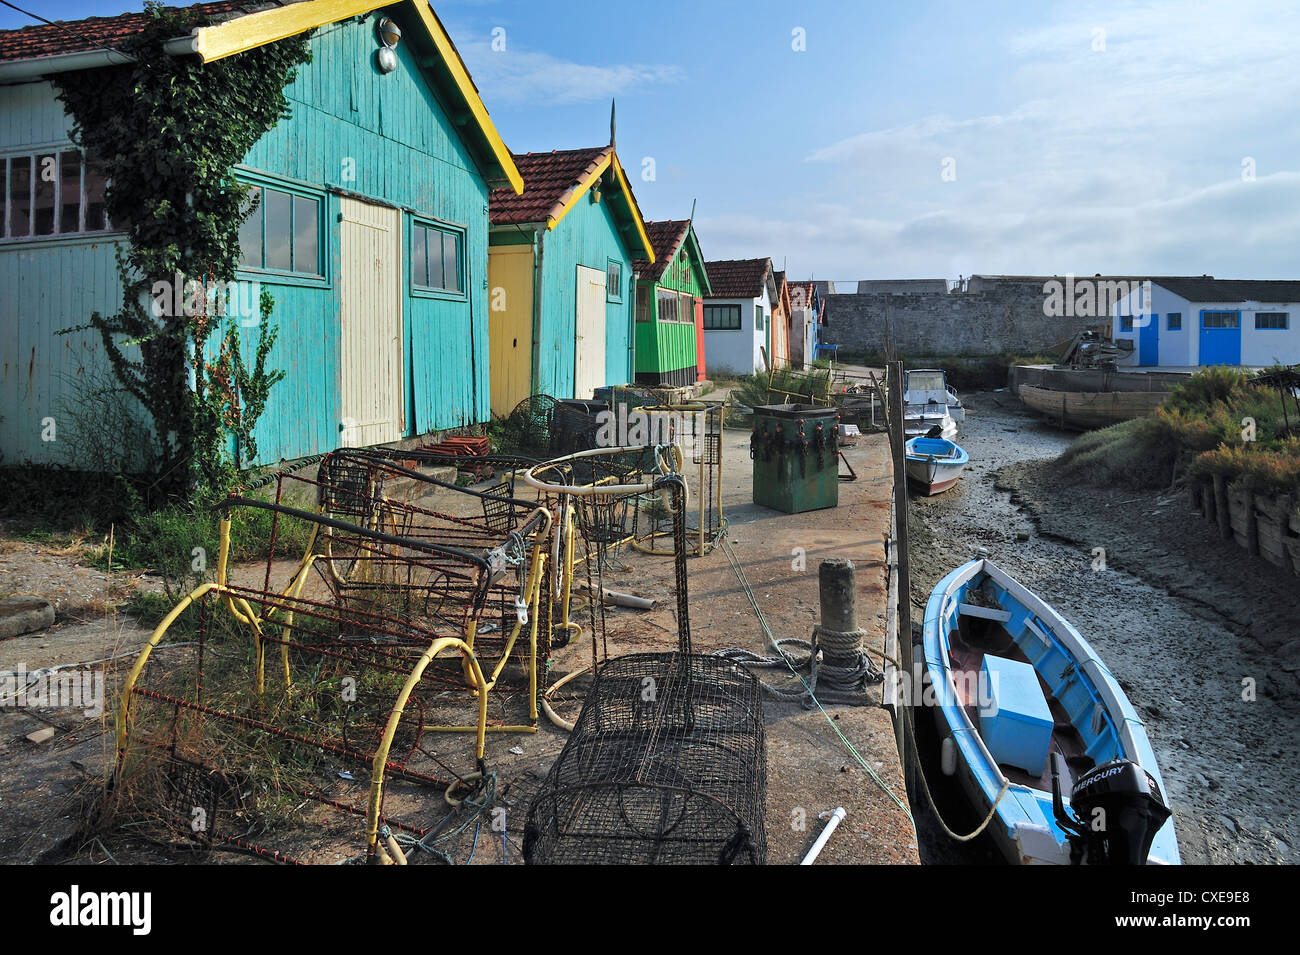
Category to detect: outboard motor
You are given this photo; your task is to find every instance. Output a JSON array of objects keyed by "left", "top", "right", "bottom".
[{"left": 1052, "top": 756, "right": 1171, "bottom": 865}]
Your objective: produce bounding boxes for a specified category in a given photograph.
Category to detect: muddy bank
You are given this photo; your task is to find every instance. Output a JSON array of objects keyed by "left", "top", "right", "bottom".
[{"left": 908, "top": 392, "right": 1297, "bottom": 865}]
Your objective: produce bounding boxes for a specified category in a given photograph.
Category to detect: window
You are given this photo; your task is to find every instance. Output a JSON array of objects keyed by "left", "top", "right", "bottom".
[
  {"left": 606, "top": 259, "right": 622, "bottom": 302},
  {"left": 411, "top": 220, "right": 462, "bottom": 294},
  {"left": 1202, "top": 311, "right": 1240, "bottom": 329},
  {"left": 1119, "top": 315, "right": 1134, "bottom": 332},
  {"left": 3, "top": 149, "right": 110, "bottom": 239},
  {"left": 703, "top": 304, "right": 741, "bottom": 330},
  {"left": 679, "top": 291, "right": 693, "bottom": 324},
  {"left": 238, "top": 182, "right": 322, "bottom": 276},
  {"left": 1255, "top": 312, "right": 1288, "bottom": 330},
  {"left": 1167, "top": 312, "right": 1182, "bottom": 331},
  {"left": 755, "top": 305, "right": 765, "bottom": 332},
  {"left": 636, "top": 284, "right": 650, "bottom": 322},
  {"left": 656, "top": 288, "right": 679, "bottom": 323}
]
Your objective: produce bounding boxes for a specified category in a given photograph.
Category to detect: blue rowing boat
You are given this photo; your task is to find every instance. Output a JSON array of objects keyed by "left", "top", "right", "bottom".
[
  {"left": 904, "top": 436, "right": 969, "bottom": 495},
  {"left": 922, "top": 559, "right": 1181, "bottom": 865}
]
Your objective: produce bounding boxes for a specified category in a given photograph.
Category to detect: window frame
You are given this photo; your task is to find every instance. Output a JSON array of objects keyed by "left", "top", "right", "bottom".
[
  {"left": 1254, "top": 311, "right": 1289, "bottom": 330},
  {"left": 2, "top": 146, "right": 114, "bottom": 242},
  {"left": 1119, "top": 314, "right": 1134, "bottom": 332},
  {"left": 1201, "top": 310, "right": 1240, "bottom": 330},
  {"left": 703, "top": 303, "right": 742, "bottom": 330},
  {"left": 234, "top": 171, "right": 327, "bottom": 288},
  {"left": 606, "top": 258, "right": 623, "bottom": 303},
  {"left": 656, "top": 287, "right": 679, "bottom": 324},
  {"left": 409, "top": 216, "right": 467, "bottom": 301},
  {"left": 1167, "top": 312, "right": 1182, "bottom": 331}
]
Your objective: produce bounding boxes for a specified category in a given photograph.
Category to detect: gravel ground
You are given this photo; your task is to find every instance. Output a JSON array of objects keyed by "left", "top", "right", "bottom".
[{"left": 907, "top": 391, "right": 1298, "bottom": 866}]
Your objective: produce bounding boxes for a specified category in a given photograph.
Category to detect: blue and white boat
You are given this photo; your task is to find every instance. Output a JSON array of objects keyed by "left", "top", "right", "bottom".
[
  {"left": 904, "top": 436, "right": 969, "bottom": 495},
  {"left": 922, "top": 559, "right": 1181, "bottom": 865}
]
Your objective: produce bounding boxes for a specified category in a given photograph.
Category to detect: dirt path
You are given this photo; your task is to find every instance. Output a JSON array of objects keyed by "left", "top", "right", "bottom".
[{"left": 908, "top": 391, "right": 1298, "bottom": 865}]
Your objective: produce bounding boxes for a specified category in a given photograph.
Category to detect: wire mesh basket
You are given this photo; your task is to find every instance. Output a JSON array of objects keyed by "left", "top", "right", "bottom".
[{"left": 522, "top": 652, "right": 767, "bottom": 864}]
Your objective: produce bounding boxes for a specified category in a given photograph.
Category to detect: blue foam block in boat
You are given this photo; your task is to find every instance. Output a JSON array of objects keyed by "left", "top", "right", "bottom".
[{"left": 978, "top": 654, "right": 1053, "bottom": 775}]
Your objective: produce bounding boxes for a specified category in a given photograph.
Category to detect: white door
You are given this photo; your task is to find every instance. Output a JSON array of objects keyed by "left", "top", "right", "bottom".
[
  {"left": 338, "top": 197, "right": 403, "bottom": 446},
  {"left": 574, "top": 264, "right": 606, "bottom": 399}
]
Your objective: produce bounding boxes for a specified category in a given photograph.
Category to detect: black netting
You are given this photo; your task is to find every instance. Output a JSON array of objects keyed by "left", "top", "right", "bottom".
[
  {"left": 524, "top": 471, "right": 766, "bottom": 865},
  {"left": 522, "top": 652, "right": 766, "bottom": 865}
]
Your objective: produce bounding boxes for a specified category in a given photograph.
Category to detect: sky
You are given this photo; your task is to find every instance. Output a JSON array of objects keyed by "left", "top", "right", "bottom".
[{"left": 6, "top": 0, "right": 1299, "bottom": 284}]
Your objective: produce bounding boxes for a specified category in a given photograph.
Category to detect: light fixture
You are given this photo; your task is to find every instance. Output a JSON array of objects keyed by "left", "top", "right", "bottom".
[
  {"left": 377, "top": 17, "right": 401, "bottom": 49},
  {"left": 376, "top": 16, "right": 400, "bottom": 73}
]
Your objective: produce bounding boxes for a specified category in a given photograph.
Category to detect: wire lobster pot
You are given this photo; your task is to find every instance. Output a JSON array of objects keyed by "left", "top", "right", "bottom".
[
  {"left": 521, "top": 457, "right": 768, "bottom": 864},
  {"left": 113, "top": 461, "right": 552, "bottom": 864},
  {"left": 628, "top": 403, "right": 724, "bottom": 557}
]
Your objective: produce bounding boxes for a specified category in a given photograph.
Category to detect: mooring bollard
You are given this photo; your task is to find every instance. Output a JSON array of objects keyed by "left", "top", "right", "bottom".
[{"left": 809, "top": 558, "right": 878, "bottom": 700}]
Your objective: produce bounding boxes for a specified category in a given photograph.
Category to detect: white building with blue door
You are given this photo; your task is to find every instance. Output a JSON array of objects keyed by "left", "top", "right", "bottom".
[{"left": 1111, "top": 278, "right": 1300, "bottom": 368}]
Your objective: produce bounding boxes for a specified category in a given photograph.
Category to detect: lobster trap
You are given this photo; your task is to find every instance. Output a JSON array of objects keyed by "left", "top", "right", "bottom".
[
  {"left": 113, "top": 460, "right": 552, "bottom": 864},
  {"left": 628, "top": 403, "right": 725, "bottom": 557},
  {"left": 521, "top": 460, "right": 768, "bottom": 864}
]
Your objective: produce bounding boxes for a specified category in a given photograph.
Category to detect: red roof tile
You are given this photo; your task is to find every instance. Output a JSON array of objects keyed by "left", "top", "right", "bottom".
[
  {"left": 488, "top": 146, "right": 610, "bottom": 226},
  {"left": 0, "top": 2, "right": 253, "bottom": 62},
  {"left": 704, "top": 258, "right": 771, "bottom": 298},
  {"left": 634, "top": 219, "right": 691, "bottom": 281}
]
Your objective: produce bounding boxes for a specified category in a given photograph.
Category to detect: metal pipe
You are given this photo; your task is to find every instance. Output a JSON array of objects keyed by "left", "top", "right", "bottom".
[{"left": 800, "top": 807, "right": 846, "bottom": 865}]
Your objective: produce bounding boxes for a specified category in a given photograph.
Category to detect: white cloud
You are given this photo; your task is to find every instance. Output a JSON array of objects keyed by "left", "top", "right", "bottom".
[
  {"left": 456, "top": 38, "right": 682, "bottom": 106},
  {"left": 775, "top": 0, "right": 1300, "bottom": 279}
]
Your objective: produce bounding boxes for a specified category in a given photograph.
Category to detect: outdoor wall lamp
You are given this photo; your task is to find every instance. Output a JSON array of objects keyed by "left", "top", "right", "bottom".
[{"left": 376, "top": 16, "right": 401, "bottom": 73}]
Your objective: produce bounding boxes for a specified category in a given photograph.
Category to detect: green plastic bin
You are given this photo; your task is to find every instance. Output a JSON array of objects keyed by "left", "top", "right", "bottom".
[{"left": 751, "top": 404, "right": 839, "bottom": 513}]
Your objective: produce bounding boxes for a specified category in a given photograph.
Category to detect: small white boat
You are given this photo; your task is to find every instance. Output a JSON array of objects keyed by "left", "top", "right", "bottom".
[
  {"left": 904, "top": 436, "right": 968, "bottom": 495},
  {"left": 923, "top": 559, "right": 1181, "bottom": 865},
  {"left": 903, "top": 368, "right": 964, "bottom": 440}
]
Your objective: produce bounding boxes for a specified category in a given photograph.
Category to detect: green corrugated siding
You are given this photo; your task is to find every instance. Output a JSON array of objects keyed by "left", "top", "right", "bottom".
[{"left": 634, "top": 228, "right": 705, "bottom": 377}]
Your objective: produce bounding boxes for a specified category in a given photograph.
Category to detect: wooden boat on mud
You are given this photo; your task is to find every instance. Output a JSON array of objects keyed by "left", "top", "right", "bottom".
[
  {"left": 904, "top": 436, "right": 968, "bottom": 495},
  {"left": 1019, "top": 384, "right": 1166, "bottom": 431},
  {"left": 923, "top": 559, "right": 1181, "bottom": 865}
]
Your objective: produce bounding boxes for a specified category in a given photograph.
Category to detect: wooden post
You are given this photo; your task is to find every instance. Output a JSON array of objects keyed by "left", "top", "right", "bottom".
[
  {"left": 886, "top": 361, "right": 913, "bottom": 781},
  {"left": 1244, "top": 489, "right": 1260, "bottom": 556},
  {"left": 1213, "top": 474, "right": 1232, "bottom": 540}
]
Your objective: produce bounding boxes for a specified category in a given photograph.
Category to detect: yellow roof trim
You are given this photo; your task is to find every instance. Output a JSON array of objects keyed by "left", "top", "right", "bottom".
[
  {"left": 407, "top": 1, "right": 523, "bottom": 194},
  {"left": 544, "top": 150, "right": 654, "bottom": 263},
  {"left": 545, "top": 150, "right": 613, "bottom": 230},
  {"left": 610, "top": 152, "right": 655, "bottom": 263},
  {"left": 188, "top": 0, "right": 524, "bottom": 195},
  {"left": 191, "top": 0, "right": 390, "bottom": 62}
]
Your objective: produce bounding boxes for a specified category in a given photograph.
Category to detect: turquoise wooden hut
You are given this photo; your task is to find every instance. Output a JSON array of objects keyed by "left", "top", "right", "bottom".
[
  {"left": 487, "top": 141, "right": 654, "bottom": 412},
  {"left": 633, "top": 219, "right": 711, "bottom": 386},
  {"left": 0, "top": 0, "right": 522, "bottom": 468}
]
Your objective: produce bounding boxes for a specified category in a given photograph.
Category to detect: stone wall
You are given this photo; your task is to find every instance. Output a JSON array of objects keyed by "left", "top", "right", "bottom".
[{"left": 823, "top": 277, "right": 1103, "bottom": 357}]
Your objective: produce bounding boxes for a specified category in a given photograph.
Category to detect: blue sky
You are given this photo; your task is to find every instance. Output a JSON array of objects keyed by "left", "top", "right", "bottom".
[{"left": 7, "top": 1, "right": 1300, "bottom": 283}]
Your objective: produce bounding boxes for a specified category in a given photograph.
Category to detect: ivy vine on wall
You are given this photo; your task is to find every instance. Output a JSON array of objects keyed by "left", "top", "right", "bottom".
[{"left": 53, "top": 1, "right": 312, "bottom": 498}]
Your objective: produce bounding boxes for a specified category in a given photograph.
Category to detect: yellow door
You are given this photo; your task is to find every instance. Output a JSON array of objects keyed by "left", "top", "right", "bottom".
[
  {"left": 338, "top": 197, "right": 403, "bottom": 447},
  {"left": 488, "top": 244, "right": 535, "bottom": 417}
]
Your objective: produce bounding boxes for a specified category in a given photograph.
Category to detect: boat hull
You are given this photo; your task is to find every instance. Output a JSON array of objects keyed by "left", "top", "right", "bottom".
[
  {"left": 921, "top": 559, "right": 1181, "bottom": 865},
  {"left": 1019, "top": 384, "right": 1166, "bottom": 431},
  {"left": 904, "top": 437, "right": 968, "bottom": 496}
]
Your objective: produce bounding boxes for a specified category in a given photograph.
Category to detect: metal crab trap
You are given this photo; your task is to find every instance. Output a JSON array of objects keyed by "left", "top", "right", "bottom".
[
  {"left": 521, "top": 457, "right": 768, "bottom": 864},
  {"left": 628, "top": 403, "right": 725, "bottom": 557},
  {"left": 112, "top": 468, "right": 552, "bottom": 865}
]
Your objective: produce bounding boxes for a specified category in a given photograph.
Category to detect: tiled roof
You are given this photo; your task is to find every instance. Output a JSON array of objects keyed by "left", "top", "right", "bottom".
[
  {"left": 704, "top": 258, "right": 771, "bottom": 298},
  {"left": 0, "top": 2, "right": 252, "bottom": 61},
  {"left": 488, "top": 146, "right": 610, "bottom": 226},
  {"left": 634, "top": 219, "right": 690, "bottom": 281},
  {"left": 787, "top": 280, "right": 821, "bottom": 314},
  {"left": 1152, "top": 277, "right": 1300, "bottom": 304}
]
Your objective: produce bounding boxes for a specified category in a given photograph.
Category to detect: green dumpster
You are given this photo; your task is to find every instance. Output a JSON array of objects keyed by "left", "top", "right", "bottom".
[{"left": 750, "top": 404, "right": 839, "bottom": 513}]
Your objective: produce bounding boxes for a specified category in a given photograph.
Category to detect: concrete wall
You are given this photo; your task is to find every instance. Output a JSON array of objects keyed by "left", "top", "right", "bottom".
[{"left": 823, "top": 277, "right": 1099, "bottom": 357}]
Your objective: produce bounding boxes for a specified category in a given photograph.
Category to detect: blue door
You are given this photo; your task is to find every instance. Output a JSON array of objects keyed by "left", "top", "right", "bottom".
[
  {"left": 1199, "top": 310, "right": 1241, "bottom": 366},
  {"left": 1138, "top": 314, "right": 1159, "bottom": 365}
]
